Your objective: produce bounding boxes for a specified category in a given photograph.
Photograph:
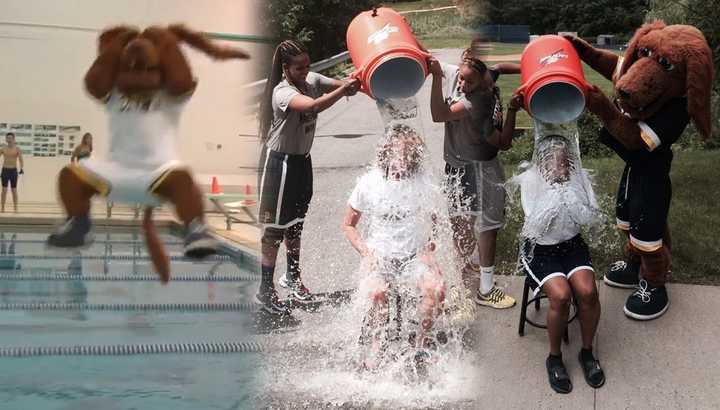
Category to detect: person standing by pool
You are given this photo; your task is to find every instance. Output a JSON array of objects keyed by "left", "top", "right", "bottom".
[
  {"left": 427, "top": 47, "right": 519, "bottom": 309},
  {"left": 71, "top": 132, "right": 93, "bottom": 163},
  {"left": 1, "top": 132, "right": 24, "bottom": 213},
  {"left": 256, "top": 39, "right": 361, "bottom": 315}
]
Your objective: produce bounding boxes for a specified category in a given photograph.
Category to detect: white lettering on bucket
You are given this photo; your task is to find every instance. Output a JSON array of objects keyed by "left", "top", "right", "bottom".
[
  {"left": 367, "top": 24, "right": 399, "bottom": 45},
  {"left": 539, "top": 49, "right": 568, "bottom": 66}
]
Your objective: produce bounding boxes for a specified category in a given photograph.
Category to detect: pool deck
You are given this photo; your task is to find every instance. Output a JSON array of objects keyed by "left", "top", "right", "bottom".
[
  {"left": 257, "top": 48, "right": 720, "bottom": 409},
  {"left": 0, "top": 200, "right": 260, "bottom": 252}
]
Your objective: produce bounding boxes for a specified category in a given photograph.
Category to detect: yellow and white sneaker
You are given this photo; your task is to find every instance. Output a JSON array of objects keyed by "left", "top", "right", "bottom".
[
  {"left": 445, "top": 286, "right": 478, "bottom": 325},
  {"left": 475, "top": 286, "right": 516, "bottom": 309}
]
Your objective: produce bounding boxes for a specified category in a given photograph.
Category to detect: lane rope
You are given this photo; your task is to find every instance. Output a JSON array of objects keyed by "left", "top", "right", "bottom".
[
  {"left": 0, "top": 272, "right": 258, "bottom": 282},
  {"left": 0, "top": 302, "right": 258, "bottom": 312},
  {"left": 0, "top": 341, "right": 264, "bottom": 357}
]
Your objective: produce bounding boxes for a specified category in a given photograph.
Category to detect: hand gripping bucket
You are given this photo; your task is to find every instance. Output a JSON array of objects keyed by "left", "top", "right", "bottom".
[
  {"left": 346, "top": 7, "right": 431, "bottom": 100},
  {"left": 518, "top": 35, "right": 589, "bottom": 123}
]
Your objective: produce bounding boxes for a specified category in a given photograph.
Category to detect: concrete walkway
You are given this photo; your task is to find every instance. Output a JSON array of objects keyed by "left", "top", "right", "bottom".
[{"left": 262, "top": 49, "right": 720, "bottom": 409}]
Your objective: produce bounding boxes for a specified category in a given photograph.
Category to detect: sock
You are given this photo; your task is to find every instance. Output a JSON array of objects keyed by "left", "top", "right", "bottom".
[
  {"left": 260, "top": 264, "right": 275, "bottom": 294},
  {"left": 580, "top": 347, "right": 595, "bottom": 362},
  {"left": 547, "top": 352, "right": 563, "bottom": 367},
  {"left": 479, "top": 265, "right": 495, "bottom": 294},
  {"left": 287, "top": 253, "right": 300, "bottom": 281}
]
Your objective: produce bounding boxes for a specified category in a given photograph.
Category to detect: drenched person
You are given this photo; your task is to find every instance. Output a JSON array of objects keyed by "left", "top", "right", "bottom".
[{"left": 343, "top": 125, "right": 446, "bottom": 373}]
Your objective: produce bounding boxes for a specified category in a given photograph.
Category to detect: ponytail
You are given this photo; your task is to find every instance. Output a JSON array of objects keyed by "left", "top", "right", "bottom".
[{"left": 258, "top": 39, "right": 307, "bottom": 142}]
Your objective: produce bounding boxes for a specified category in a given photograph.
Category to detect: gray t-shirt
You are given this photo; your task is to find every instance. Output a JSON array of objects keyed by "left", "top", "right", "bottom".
[
  {"left": 265, "top": 72, "right": 337, "bottom": 155},
  {"left": 441, "top": 63, "right": 502, "bottom": 167}
]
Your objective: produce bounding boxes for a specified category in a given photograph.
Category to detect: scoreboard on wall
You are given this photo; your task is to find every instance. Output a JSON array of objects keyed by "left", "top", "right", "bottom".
[{"left": 0, "top": 123, "right": 82, "bottom": 157}]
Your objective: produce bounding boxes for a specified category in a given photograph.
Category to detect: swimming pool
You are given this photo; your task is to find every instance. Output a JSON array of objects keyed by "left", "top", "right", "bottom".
[{"left": 0, "top": 226, "right": 261, "bottom": 410}]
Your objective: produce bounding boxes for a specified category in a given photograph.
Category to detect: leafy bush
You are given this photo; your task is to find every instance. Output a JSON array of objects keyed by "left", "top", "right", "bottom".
[{"left": 262, "top": 0, "right": 374, "bottom": 61}]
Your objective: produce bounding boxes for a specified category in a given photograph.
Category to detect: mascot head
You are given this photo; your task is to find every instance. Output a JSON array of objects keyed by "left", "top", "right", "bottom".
[
  {"left": 96, "top": 24, "right": 249, "bottom": 96},
  {"left": 614, "top": 21, "right": 714, "bottom": 138}
]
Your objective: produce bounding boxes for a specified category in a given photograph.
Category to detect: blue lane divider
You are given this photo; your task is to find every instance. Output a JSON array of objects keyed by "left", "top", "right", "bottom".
[
  {"left": 0, "top": 302, "right": 258, "bottom": 312},
  {"left": 5, "top": 239, "right": 184, "bottom": 246},
  {"left": 0, "top": 341, "right": 264, "bottom": 357},
  {"left": 8, "top": 254, "right": 234, "bottom": 261},
  {"left": 0, "top": 272, "right": 258, "bottom": 282}
]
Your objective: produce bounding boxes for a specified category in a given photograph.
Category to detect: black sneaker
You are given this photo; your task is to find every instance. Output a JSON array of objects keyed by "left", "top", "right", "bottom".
[
  {"left": 623, "top": 279, "right": 669, "bottom": 320},
  {"left": 47, "top": 216, "right": 93, "bottom": 248},
  {"left": 278, "top": 275, "right": 315, "bottom": 302},
  {"left": 255, "top": 288, "right": 291, "bottom": 315},
  {"left": 603, "top": 259, "right": 640, "bottom": 288},
  {"left": 183, "top": 219, "right": 218, "bottom": 259}
]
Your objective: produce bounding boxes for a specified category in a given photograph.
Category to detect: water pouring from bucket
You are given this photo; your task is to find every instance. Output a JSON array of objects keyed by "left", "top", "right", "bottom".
[
  {"left": 518, "top": 35, "right": 590, "bottom": 123},
  {"left": 347, "top": 7, "right": 431, "bottom": 100}
]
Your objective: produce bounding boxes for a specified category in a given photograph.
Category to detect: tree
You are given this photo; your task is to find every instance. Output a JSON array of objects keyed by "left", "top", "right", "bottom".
[{"left": 262, "top": 0, "right": 374, "bottom": 62}]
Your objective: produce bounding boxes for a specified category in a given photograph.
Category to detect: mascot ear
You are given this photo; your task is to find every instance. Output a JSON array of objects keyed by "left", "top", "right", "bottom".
[
  {"left": 167, "top": 24, "right": 250, "bottom": 60},
  {"left": 618, "top": 20, "right": 667, "bottom": 79},
  {"left": 98, "top": 26, "right": 139, "bottom": 54},
  {"left": 685, "top": 36, "right": 715, "bottom": 139}
]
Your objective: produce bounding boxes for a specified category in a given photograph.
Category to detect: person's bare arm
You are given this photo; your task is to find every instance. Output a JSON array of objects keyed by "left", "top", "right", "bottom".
[
  {"left": 491, "top": 62, "right": 521, "bottom": 74},
  {"left": 342, "top": 206, "right": 372, "bottom": 257},
  {"left": 288, "top": 79, "right": 360, "bottom": 114},
  {"left": 429, "top": 58, "right": 469, "bottom": 123},
  {"left": 18, "top": 149, "right": 24, "bottom": 170},
  {"left": 486, "top": 92, "right": 523, "bottom": 150}
]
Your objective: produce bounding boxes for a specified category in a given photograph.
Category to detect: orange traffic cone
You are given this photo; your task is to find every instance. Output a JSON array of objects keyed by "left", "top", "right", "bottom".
[{"left": 211, "top": 176, "right": 222, "bottom": 194}]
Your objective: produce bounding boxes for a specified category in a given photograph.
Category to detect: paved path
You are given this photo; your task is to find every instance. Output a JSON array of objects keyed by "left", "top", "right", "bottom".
[{"left": 259, "top": 48, "right": 720, "bottom": 409}]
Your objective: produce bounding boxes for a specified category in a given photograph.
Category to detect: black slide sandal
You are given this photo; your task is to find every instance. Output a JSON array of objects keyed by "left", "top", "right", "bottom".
[
  {"left": 579, "top": 351, "right": 606, "bottom": 388},
  {"left": 546, "top": 356, "right": 573, "bottom": 394}
]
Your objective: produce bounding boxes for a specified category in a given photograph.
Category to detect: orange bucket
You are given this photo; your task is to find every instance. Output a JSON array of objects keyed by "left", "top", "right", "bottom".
[
  {"left": 518, "top": 35, "right": 589, "bottom": 123},
  {"left": 346, "top": 7, "right": 431, "bottom": 100}
]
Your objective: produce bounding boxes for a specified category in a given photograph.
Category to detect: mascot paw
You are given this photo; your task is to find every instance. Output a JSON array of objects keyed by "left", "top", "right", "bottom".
[
  {"left": 562, "top": 34, "right": 591, "bottom": 55},
  {"left": 585, "top": 84, "right": 614, "bottom": 117}
]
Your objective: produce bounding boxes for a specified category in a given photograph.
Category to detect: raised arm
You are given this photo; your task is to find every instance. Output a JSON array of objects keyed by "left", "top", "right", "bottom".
[
  {"left": 491, "top": 62, "right": 521, "bottom": 75},
  {"left": 288, "top": 79, "right": 359, "bottom": 114},
  {"left": 429, "top": 58, "right": 469, "bottom": 122},
  {"left": 486, "top": 92, "right": 523, "bottom": 150},
  {"left": 85, "top": 26, "right": 139, "bottom": 100},
  {"left": 563, "top": 35, "right": 619, "bottom": 82}
]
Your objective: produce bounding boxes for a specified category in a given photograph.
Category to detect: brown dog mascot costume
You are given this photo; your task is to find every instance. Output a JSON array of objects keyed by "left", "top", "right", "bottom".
[
  {"left": 47, "top": 25, "right": 249, "bottom": 282},
  {"left": 565, "top": 22, "right": 714, "bottom": 320}
]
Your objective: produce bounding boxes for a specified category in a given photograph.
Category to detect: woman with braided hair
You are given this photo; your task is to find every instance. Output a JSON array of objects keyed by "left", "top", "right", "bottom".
[
  {"left": 256, "top": 40, "right": 361, "bottom": 315},
  {"left": 427, "top": 44, "right": 520, "bottom": 309}
]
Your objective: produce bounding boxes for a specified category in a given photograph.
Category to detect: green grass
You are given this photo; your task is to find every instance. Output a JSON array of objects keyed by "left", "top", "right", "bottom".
[
  {"left": 390, "top": 0, "right": 455, "bottom": 12},
  {"left": 418, "top": 36, "right": 475, "bottom": 49},
  {"left": 495, "top": 149, "right": 720, "bottom": 285}
]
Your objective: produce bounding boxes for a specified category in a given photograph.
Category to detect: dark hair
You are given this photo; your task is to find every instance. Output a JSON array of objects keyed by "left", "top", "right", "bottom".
[
  {"left": 82, "top": 132, "right": 92, "bottom": 145},
  {"left": 258, "top": 40, "right": 308, "bottom": 142},
  {"left": 376, "top": 124, "right": 426, "bottom": 178},
  {"left": 6, "top": 132, "right": 14, "bottom": 138}
]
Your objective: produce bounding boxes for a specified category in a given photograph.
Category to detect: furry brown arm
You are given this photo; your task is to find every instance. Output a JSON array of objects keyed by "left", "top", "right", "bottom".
[
  {"left": 85, "top": 27, "right": 139, "bottom": 100},
  {"left": 585, "top": 85, "right": 645, "bottom": 151},
  {"left": 563, "top": 35, "right": 619, "bottom": 82},
  {"left": 141, "top": 26, "right": 196, "bottom": 96}
]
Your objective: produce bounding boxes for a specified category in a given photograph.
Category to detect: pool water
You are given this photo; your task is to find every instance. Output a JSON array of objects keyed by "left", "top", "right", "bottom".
[{"left": 0, "top": 228, "right": 260, "bottom": 410}]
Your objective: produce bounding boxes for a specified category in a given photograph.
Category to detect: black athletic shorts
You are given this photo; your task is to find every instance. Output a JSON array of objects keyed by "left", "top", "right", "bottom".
[
  {"left": 615, "top": 162, "right": 671, "bottom": 253},
  {"left": 258, "top": 148, "right": 313, "bottom": 229},
  {"left": 521, "top": 234, "right": 594, "bottom": 295},
  {"left": 1, "top": 168, "right": 18, "bottom": 188}
]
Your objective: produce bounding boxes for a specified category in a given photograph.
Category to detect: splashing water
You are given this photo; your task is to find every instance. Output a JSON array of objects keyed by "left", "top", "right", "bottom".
[
  {"left": 257, "top": 99, "right": 483, "bottom": 408},
  {"left": 506, "top": 120, "right": 604, "bottom": 267}
]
